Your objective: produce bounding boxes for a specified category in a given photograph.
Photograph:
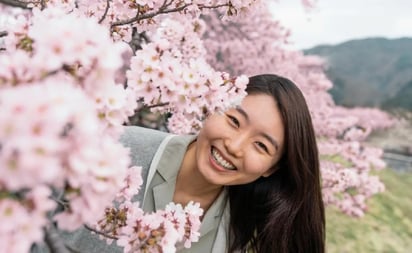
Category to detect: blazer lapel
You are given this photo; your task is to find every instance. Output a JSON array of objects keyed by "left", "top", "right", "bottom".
[{"left": 152, "top": 180, "right": 175, "bottom": 211}]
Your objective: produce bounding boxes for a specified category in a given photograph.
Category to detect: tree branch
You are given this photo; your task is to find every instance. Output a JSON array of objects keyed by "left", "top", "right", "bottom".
[
  {"left": 0, "top": 31, "right": 8, "bottom": 37},
  {"left": 200, "top": 3, "right": 229, "bottom": 10},
  {"left": 111, "top": 3, "right": 229, "bottom": 27},
  {"left": 111, "top": 3, "right": 187, "bottom": 27},
  {"left": 84, "top": 224, "right": 118, "bottom": 240},
  {"left": 0, "top": 0, "right": 33, "bottom": 9},
  {"left": 98, "top": 0, "right": 110, "bottom": 24}
]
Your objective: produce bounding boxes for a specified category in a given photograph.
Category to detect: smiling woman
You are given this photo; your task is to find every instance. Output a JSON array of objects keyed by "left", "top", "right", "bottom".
[
  {"left": 146, "top": 74, "right": 324, "bottom": 253},
  {"left": 191, "top": 93, "right": 285, "bottom": 187},
  {"left": 44, "top": 74, "right": 325, "bottom": 253},
  {"left": 226, "top": 74, "right": 325, "bottom": 253}
]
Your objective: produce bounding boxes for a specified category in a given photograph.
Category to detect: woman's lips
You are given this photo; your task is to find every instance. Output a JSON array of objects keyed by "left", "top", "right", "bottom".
[{"left": 210, "top": 146, "right": 236, "bottom": 171}]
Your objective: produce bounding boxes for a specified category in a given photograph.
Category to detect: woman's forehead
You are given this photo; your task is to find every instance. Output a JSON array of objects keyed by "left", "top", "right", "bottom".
[{"left": 235, "top": 94, "right": 284, "bottom": 146}]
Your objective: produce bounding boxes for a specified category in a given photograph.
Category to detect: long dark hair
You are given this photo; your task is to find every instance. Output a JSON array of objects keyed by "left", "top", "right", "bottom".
[{"left": 228, "top": 74, "right": 325, "bottom": 253}]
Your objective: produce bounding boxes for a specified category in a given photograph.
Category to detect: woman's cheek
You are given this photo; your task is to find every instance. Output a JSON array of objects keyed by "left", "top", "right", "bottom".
[{"left": 247, "top": 155, "right": 273, "bottom": 174}]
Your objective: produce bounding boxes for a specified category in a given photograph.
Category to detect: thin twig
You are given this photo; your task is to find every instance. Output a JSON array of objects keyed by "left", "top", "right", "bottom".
[
  {"left": 98, "top": 0, "right": 111, "bottom": 24},
  {"left": 162, "top": 0, "right": 174, "bottom": 9},
  {"left": 0, "top": 31, "right": 8, "bottom": 37},
  {"left": 84, "top": 224, "right": 118, "bottom": 240},
  {"left": 0, "top": 0, "right": 33, "bottom": 9},
  {"left": 200, "top": 3, "right": 229, "bottom": 10},
  {"left": 111, "top": 3, "right": 229, "bottom": 27}
]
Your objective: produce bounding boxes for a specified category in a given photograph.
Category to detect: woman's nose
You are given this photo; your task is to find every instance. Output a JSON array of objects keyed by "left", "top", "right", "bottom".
[{"left": 224, "top": 134, "right": 246, "bottom": 157}]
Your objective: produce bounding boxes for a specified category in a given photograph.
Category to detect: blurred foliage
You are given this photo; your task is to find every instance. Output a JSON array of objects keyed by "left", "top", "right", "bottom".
[
  {"left": 320, "top": 154, "right": 352, "bottom": 167},
  {"left": 326, "top": 168, "right": 412, "bottom": 253}
]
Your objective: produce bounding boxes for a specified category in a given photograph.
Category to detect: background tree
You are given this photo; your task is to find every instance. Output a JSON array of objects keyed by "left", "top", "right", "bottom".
[{"left": 202, "top": 6, "right": 395, "bottom": 217}]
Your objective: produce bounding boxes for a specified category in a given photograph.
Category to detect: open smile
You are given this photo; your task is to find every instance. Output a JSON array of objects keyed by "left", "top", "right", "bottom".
[{"left": 210, "top": 146, "right": 237, "bottom": 171}]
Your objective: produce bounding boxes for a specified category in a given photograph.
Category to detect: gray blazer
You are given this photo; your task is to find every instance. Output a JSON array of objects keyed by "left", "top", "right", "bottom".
[{"left": 33, "top": 126, "right": 230, "bottom": 253}]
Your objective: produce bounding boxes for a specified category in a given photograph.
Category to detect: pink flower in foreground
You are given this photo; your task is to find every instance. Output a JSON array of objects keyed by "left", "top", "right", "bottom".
[
  {"left": 0, "top": 185, "right": 55, "bottom": 253},
  {"left": 96, "top": 199, "right": 203, "bottom": 253}
]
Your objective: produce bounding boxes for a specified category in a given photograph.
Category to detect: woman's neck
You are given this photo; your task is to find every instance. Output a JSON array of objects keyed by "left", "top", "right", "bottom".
[{"left": 173, "top": 141, "right": 223, "bottom": 212}]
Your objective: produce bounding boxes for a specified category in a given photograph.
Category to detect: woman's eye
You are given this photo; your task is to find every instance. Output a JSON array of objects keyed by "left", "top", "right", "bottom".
[
  {"left": 256, "top": 142, "right": 268, "bottom": 153},
  {"left": 227, "top": 115, "right": 240, "bottom": 127}
]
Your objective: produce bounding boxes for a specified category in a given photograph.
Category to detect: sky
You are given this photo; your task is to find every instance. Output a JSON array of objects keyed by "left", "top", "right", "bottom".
[{"left": 270, "top": 0, "right": 412, "bottom": 50}]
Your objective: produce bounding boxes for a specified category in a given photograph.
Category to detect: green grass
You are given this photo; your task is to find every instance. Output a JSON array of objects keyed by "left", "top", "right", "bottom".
[{"left": 326, "top": 169, "right": 412, "bottom": 253}]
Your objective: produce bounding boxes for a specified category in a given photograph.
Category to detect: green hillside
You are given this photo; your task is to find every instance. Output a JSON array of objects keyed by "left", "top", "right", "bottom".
[
  {"left": 383, "top": 80, "right": 412, "bottom": 110},
  {"left": 305, "top": 37, "right": 412, "bottom": 109}
]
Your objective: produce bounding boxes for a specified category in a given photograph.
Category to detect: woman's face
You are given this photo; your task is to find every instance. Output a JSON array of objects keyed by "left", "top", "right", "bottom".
[{"left": 194, "top": 93, "right": 285, "bottom": 186}]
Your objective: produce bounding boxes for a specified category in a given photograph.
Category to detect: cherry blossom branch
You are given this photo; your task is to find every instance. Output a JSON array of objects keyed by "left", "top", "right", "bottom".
[
  {"left": 85, "top": 223, "right": 169, "bottom": 251},
  {"left": 0, "top": 0, "right": 33, "bottom": 9},
  {"left": 111, "top": 2, "right": 229, "bottom": 27},
  {"left": 84, "top": 224, "right": 118, "bottom": 240},
  {"left": 0, "top": 31, "right": 8, "bottom": 37},
  {"left": 200, "top": 3, "right": 230, "bottom": 10},
  {"left": 98, "top": 0, "right": 111, "bottom": 24},
  {"left": 111, "top": 3, "right": 187, "bottom": 26}
]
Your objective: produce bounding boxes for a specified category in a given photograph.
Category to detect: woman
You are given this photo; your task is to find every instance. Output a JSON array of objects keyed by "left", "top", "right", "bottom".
[
  {"left": 41, "top": 74, "right": 324, "bottom": 253},
  {"left": 223, "top": 74, "right": 325, "bottom": 253}
]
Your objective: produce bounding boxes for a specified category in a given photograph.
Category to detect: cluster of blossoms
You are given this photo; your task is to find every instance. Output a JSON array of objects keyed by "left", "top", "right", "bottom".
[
  {"left": 318, "top": 140, "right": 386, "bottom": 216},
  {"left": 2, "top": 7, "right": 137, "bottom": 136},
  {"left": 201, "top": 4, "right": 395, "bottom": 217},
  {"left": 23, "top": 0, "right": 267, "bottom": 42},
  {"left": 0, "top": 186, "right": 55, "bottom": 252},
  {"left": 126, "top": 17, "right": 248, "bottom": 133},
  {"left": 0, "top": 81, "right": 130, "bottom": 252},
  {"left": 105, "top": 202, "right": 203, "bottom": 252},
  {"left": 0, "top": 0, "right": 256, "bottom": 252},
  {"left": 320, "top": 160, "right": 384, "bottom": 217},
  {"left": 94, "top": 167, "right": 203, "bottom": 253},
  {"left": 7, "top": 1, "right": 250, "bottom": 135}
]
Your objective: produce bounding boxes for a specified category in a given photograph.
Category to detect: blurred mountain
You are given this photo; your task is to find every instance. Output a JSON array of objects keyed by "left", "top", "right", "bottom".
[
  {"left": 304, "top": 37, "right": 412, "bottom": 110},
  {"left": 382, "top": 79, "right": 412, "bottom": 110}
]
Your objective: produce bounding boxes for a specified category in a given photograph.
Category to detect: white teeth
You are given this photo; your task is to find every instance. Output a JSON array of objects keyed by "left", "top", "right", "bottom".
[{"left": 212, "top": 148, "right": 236, "bottom": 170}]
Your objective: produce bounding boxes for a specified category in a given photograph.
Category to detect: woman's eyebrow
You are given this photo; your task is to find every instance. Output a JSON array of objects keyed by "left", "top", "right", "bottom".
[
  {"left": 235, "top": 106, "right": 279, "bottom": 151},
  {"left": 235, "top": 106, "right": 250, "bottom": 122},
  {"left": 262, "top": 132, "right": 279, "bottom": 151}
]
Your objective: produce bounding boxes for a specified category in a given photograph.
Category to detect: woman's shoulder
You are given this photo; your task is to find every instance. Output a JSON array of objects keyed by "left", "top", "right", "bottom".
[
  {"left": 120, "top": 126, "right": 169, "bottom": 145},
  {"left": 120, "top": 126, "right": 170, "bottom": 168}
]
